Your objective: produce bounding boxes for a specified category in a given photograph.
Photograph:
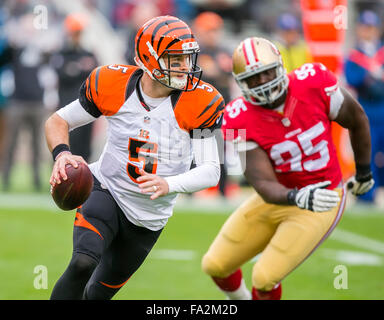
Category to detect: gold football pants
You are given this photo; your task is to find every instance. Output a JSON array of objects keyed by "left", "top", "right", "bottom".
[{"left": 202, "top": 188, "right": 346, "bottom": 291}]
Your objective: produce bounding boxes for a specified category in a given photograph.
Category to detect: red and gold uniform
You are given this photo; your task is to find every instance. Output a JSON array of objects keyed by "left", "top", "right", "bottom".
[{"left": 202, "top": 62, "right": 346, "bottom": 292}]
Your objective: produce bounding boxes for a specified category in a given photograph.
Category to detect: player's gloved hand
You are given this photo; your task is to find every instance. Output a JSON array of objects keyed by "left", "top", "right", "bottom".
[
  {"left": 346, "top": 164, "right": 375, "bottom": 196},
  {"left": 287, "top": 181, "right": 340, "bottom": 212}
]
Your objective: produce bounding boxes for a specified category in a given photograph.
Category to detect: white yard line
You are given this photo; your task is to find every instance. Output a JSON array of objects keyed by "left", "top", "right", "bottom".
[
  {"left": 0, "top": 193, "right": 239, "bottom": 213},
  {"left": 0, "top": 194, "right": 57, "bottom": 211},
  {"left": 329, "top": 229, "right": 384, "bottom": 255},
  {"left": 320, "top": 249, "right": 384, "bottom": 266},
  {"left": 149, "top": 249, "right": 197, "bottom": 261}
]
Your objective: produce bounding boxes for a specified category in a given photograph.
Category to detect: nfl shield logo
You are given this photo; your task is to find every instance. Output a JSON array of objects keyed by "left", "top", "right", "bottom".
[{"left": 144, "top": 116, "right": 150, "bottom": 124}]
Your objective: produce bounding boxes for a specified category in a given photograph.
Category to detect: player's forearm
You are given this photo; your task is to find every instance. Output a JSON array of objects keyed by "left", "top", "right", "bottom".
[
  {"left": 45, "top": 113, "right": 70, "bottom": 152},
  {"left": 349, "top": 128, "right": 371, "bottom": 167},
  {"left": 165, "top": 136, "right": 221, "bottom": 193},
  {"left": 245, "top": 172, "right": 291, "bottom": 205},
  {"left": 243, "top": 148, "right": 292, "bottom": 205},
  {"left": 336, "top": 88, "right": 371, "bottom": 167},
  {"left": 348, "top": 108, "right": 371, "bottom": 167},
  {"left": 165, "top": 161, "right": 220, "bottom": 193}
]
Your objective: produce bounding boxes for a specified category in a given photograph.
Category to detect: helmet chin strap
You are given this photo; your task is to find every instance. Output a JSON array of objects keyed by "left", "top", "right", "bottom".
[
  {"left": 135, "top": 56, "right": 185, "bottom": 90},
  {"left": 134, "top": 56, "right": 154, "bottom": 79}
]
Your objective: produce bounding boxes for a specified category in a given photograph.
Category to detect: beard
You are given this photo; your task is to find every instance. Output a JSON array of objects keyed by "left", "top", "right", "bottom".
[
  {"left": 170, "top": 75, "right": 187, "bottom": 89},
  {"left": 160, "top": 73, "right": 188, "bottom": 90}
]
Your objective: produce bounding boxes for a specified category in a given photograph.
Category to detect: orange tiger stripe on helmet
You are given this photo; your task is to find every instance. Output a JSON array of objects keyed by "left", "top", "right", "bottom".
[
  {"left": 134, "top": 15, "right": 202, "bottom": 91},
  {"left": 135, "top": 16, "right": 194, "bottom": 64}
]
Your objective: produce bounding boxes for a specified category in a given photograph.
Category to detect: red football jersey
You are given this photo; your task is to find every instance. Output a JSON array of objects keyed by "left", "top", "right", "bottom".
[{"left": 223, "top": 63, "right": 343, "bottom": 189}]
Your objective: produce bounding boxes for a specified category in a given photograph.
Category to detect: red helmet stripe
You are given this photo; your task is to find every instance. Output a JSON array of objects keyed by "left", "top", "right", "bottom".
[
  {"left": 242, "top": 41, "right": 250, "bottom": 65},
  {"left": 243, "top": 38, "right": 258, "bottom": 65}
]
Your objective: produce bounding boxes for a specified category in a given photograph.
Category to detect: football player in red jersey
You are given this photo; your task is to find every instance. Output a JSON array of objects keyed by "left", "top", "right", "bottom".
[
  {"left": 45, "top": 16, "right": 224, "bottom": 300},
  {"left": 202, "top": 37, "right": 374, "bottom": 300}
]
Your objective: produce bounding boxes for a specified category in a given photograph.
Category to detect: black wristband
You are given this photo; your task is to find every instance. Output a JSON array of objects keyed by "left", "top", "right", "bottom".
[
  {"left": 355, "top": 164, "right": 372, "bottom": 182},
  {"left": 287, "top": 188, "right": 298, "bottom": 205},
  {"left": 52, "top": 144, "right": 70, "bottom": 161}
]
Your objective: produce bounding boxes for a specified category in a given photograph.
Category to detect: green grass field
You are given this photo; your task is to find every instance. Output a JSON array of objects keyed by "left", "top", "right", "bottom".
[
  {"left": 1, "top": 201, "right": 384, "bottom": 300},
  {"left": 1, "top": 164, "right": 384, "bottom": 300}
]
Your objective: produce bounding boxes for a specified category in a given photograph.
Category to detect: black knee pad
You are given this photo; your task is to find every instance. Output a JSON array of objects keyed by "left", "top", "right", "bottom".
[{"left": 68, "top": 252, "right": 98, "bottom": 278}]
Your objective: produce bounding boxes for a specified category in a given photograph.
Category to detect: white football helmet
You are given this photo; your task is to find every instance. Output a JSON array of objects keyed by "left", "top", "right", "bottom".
[{"left": 232, "top": 37, "right": 288, "bottom": 108}]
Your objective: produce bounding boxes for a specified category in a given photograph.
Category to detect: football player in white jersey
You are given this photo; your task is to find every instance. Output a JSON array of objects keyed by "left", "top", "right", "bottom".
[{"left": 45, "top": 16, "right": 225, "bottom": 300}]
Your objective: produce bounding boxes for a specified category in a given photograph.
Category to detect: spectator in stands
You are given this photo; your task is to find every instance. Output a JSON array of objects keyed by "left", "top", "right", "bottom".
[
  {"left": 50, "top": 13, "right": 98, "bottom": 162},
  {"left": 274, "top": 13, "right": 312, "bottom": 73},
  {"left": 112, "top": 0, "right": 173, "bottom": 30},
  {"left": 1, "top": 12, "right": 52, "bottom": 192},
  {"left": 0, "top": 10, "right": 10, "bottom": 172},
  {"left": 190, "top": 0, "right": 247, "bottom": 34},
  {"left": 124, "top": 2, "right": 160, "bottom": 66},
  {"left": 344, "top": 10, "right": 384, "bottom": 205}
]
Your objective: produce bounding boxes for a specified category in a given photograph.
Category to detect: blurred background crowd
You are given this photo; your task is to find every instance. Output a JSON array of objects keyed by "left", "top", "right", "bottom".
[{"left": 0, "top": 0, "right": 383, "bottom": 209}]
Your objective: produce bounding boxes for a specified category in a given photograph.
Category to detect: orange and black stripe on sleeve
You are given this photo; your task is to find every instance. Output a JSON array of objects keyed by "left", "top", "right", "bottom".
[
  {"left": 196, "top": 93, "right": 225, "bottom": 130},
  {"left": 173, "top": 89, "right": 225, "bottom": 138},
  {"left": 79, "top": 65, "right": 142, "bottom": 117},
  {"left": 190, "top": 91, "right": 225, "bottom": 140},
  {"left": 79, "top": 67, "right": 103, "bottom": 118}
]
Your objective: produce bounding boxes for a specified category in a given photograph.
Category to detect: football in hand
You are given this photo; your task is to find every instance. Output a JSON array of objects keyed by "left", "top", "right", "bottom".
[{"left": 51, "top": 162, "right": 94, "bottom": 211}]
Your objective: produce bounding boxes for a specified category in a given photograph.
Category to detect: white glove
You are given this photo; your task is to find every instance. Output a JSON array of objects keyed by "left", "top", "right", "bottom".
[
  {"left": 288, "top": 181, "right": 340, "bottom": 212},
  {"left": 347, "top": 175, "right": 374, "bottom": 196}
]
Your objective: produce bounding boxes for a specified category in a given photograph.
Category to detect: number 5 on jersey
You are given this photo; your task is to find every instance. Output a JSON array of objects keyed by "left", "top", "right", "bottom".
[{"left": 127, "top": 138, "right": 158, "bottom": 183}]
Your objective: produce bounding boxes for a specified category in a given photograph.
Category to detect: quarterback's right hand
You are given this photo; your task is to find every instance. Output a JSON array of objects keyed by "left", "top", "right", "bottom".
[
  {"left": 288, "top": 181, "right": 340, "bottom": 212},
  {"left": 50, "top": 152, "right": 87, "bottom": 186}
]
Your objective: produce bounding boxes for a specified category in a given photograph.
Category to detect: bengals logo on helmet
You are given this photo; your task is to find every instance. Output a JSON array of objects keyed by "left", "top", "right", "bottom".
[{"left": 134, "top": 15, "right": 202, "bottom": 91}]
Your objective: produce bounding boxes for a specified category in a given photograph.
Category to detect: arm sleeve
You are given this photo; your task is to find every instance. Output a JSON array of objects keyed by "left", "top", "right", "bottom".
[
  {"left": 316, "top": 63, "right": 343, "bottom": 117},
  {"left": 328, "top": 87, "right": 344, "bottom": 120},
  {"left": 190, "top": 92, "right": 225, "bottom": 138},
  {"left": 78, "top": 74, "right": 103, "bottom": 118},
  {"left": 56, "top": 99, "right": 97, "bottom": 131},
  {"left": 164, "top": 136, "right": 220, "bottom": 193}
]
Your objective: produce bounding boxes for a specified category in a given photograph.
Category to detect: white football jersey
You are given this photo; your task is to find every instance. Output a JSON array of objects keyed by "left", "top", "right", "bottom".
[{"left": 78, "top": 64, "right": 224, "bottom": 230}]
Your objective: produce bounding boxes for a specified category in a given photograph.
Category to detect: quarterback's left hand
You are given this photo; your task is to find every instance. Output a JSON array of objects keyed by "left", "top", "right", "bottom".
[
  {"left": 137, "top": 169, "right": 169, "bottom": 200},
  {"left": 347, "top": 173, "right": 375, "bottom": 196}
]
